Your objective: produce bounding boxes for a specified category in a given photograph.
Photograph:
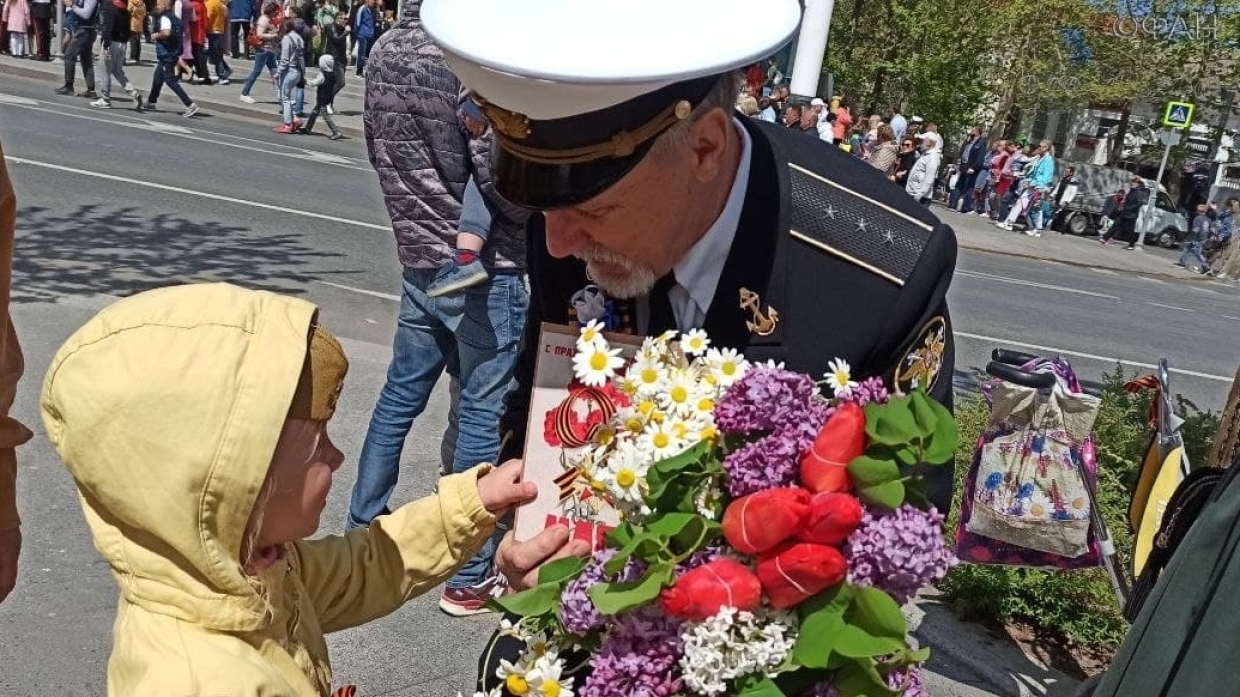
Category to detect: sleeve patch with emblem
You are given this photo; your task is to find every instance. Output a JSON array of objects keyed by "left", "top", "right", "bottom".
[{"left": 893, "top": 315, "right": 947, "bottom": 394}]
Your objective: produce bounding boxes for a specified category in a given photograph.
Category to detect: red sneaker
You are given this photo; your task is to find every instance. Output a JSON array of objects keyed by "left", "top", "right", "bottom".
[
  {"left": 438, "top": 574, "right": 506, "bottom": 617},
  {"left": 273, "top": 124, "right": 295, "bottom": 134}
]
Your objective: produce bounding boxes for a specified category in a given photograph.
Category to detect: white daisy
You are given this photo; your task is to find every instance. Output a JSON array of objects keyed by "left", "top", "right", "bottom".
[
  {"left": 572, "top": 342, "right": 624, "bottom": 387},
  {"left": 640, "top": 420, "right": 685, "bottom": 460},
  {"left": 824, "top": 358, "right": 859, "bottom": 397},
  {"left": 705, "top": 347, "right": 750, "bottom": 387},
  {"left": 680, "top": 328, "right": 711, "bottom": 356},
  {"left": 629, "top": 354, "right": 668, "bottom": 397},
  {"left": 689, "top": 392, "right": 718, "bottom": 421},
  {"left": 529, "top": 655, "right": 575, "bottom": 697},
  {"left": 575, "top": 319, "right": 608, "bottom": 352},
  {"left": 496, "top": 655, "right": 536, "bottom": 696},
  {"left": 615, "top": 406, "right": 649, "bottom": 436},
  {"left": 658, "top": 370, "right": 698, "bottom": 416},
  {"left": 601, "top": 443, "right": 648, "bottom": 503}
]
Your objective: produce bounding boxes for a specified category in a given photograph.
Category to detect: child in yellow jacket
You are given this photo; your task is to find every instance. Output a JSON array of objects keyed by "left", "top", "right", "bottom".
[{"left": 41, "top": 283, "right": 535, "bottom": 696}]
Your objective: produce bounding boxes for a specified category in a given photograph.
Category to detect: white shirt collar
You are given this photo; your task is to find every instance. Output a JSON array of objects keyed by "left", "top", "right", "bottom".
[{"left": 671, "top": 119, "right": 752, "bottom": 321}]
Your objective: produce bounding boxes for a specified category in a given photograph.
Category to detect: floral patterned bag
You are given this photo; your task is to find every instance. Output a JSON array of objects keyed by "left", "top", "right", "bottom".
[{"left": 955, "top": 358, "right": 1105, "bottom": 568}]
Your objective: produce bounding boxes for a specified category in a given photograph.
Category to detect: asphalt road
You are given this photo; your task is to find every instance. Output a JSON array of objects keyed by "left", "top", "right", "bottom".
[{"left": 0, "top": 72, "right": 1236, "bottom": 696}]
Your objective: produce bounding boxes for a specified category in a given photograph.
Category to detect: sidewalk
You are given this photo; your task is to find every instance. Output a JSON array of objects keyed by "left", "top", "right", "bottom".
[
  {"left": 0, "top": 45, "right": 368, "bottom": 138},
  {"left": 936, "top": 205, "right": 1219, "bottom": 282}
]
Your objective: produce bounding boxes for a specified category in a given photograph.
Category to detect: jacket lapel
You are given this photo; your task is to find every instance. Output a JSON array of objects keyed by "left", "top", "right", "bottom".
[{"left": 701, "top": 119, "right": 786, "bottom": 351}]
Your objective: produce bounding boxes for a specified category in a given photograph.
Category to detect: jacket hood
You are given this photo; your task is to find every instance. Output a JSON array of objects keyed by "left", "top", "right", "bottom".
[
  {"left": 319, "top": 54, "right": 334, "bottom": 71},
  {"left": 42, "top": 283, "right": 319, "bottom": 632}
]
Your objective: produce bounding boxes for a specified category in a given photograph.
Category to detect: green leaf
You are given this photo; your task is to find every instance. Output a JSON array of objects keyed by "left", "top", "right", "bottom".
[
  {"left": 734, "top": 674, "right": 787, "bottom": 697},
  {"left": 833, "top": 625, "right": 906, "bottom": 659},
  {"left": 922, "top": 396, "right": 959, "bottom": 464},
  {"left": 833, "top": 661, "right": 899, "bottom": 697},
  {"left": 850, "top": 586, "right": 908, "bottom": 640},
  {"left": 904, "top": 646, "right": 931, "bottom": 664},
  {"left": 848, "top": 455, "right": 902, "bottom": 487},
  {"left": 605, "top": 522, "right": 636, "bottom": 548},
  {"left": 588, "top": 562, "right": 674, "bottom": 615},
  {"left": 856, "top": 479, "right": 905, "bottom": 509},
  {"left": 536, "top": 556, "right": 587, "bottom": 586},
  {"left": 906, "top": 390, "right": 941, "bottom": 438},
  {"left": 865, "top": 397, "right": 917, "bottom": 447},
  {"left": 794, "top": 604, "right": 846, "bottom": 668},
  {"left": 603, "top": 533, "right": 665, "bottom": 575},
  {"left": 489, "top": 584, "right": 560, "bottom": 617}
]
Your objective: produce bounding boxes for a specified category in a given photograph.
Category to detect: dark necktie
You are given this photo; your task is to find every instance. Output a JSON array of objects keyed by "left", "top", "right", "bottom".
[{"left": 646, "top": 273, "right": 678, "bottom": 335}]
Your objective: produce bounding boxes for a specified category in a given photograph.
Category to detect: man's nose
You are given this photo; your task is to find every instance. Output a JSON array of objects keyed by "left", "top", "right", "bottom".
[{"left": 542, "top": 211, "right": 590, "bottom": 259}]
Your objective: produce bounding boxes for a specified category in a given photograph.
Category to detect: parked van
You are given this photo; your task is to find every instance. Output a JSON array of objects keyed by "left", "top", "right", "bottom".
[{"left": 1055, "top": 162, "right": 1189, "bottom": 248}]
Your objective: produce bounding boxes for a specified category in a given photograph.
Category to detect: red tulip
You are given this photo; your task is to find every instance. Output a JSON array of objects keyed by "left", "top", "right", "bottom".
[
  {"left": 800, "top": 402, "right": 867, "bottom": 493},
  {"left": 661, "top": 558, "right": 762, "bottom": 621},
  {"left": 721, "top": 487, "right": 811, "bottom": 555},
  {"left": 797, "top": 492, "right": 864, "bottom": 545},
  {"left": 756, "top": 541, "right": 848, "bottom": 609}
]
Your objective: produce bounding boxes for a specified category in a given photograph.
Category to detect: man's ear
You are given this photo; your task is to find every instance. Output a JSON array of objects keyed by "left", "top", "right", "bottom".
[{"left": 688, "top": 107, "right": 732, "bottom": 184}]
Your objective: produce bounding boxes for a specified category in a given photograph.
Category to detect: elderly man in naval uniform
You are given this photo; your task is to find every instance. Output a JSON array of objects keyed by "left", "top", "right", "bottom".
[{"left": 420, "top": 0, "right": 960, "bottom": 692}]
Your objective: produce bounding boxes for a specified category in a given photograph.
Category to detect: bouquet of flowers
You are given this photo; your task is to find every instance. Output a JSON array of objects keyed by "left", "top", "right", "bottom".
[{"left": 481, "top": 323, "right": 958, "bottom": 697}]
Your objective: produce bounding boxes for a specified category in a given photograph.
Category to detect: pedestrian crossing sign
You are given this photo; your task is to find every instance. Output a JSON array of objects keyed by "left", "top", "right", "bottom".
[{"left": 1164, "top": 101, "right": 1194, "bottom": 129}]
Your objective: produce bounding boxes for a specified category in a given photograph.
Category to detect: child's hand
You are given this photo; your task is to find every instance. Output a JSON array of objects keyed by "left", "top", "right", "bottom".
[{"left": 476, "top": 459, "right": 537, "bottom": 516}]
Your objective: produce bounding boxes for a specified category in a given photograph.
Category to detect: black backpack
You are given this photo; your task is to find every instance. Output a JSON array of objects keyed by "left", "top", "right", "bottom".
[{"left": 1123, "top": 465, "right": 1229, "bottom": 621}]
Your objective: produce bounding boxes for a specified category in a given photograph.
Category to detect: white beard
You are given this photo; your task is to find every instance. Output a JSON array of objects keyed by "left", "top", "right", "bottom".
[{"left": 578, "top": 247, "right": 659, "bottom": 300}]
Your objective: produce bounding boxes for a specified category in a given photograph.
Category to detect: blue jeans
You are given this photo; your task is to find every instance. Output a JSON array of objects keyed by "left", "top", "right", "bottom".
[
  {"left": 347, "top": 269, "right": 528, "bottom": 589},
  {"left": 206, "top": 33, "right": 231, "bottom": 80},
  {"left": 148, "top": 57, "right": 192, "bottom": 106},
  {"left": 1180, "top": 241, "right": 1208, "bottom": 269},
  {"left": 294, "top": 86, "right": 305, "bottom": 116},
  {"left": 279, "top": 68, "right": 301, "bottom": 124},
  {"left": 241, "top": 48, "right": 277, "bottom": 97},
  {"left": 355, "top": 35, "right": 373, "bottom": 74}
]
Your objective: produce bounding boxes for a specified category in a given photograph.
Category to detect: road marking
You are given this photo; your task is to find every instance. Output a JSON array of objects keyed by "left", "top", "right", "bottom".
[
  {"left": 4, "top": 156, "right": 391, "bottom": 231},
  {"left": 1088, "top": 267, "right": 1118, "bottom": 275},
  {"left": 955, "top": 331, "right": 1230, "bottom": 382},
  {"left": 1146, "top": 301, "right": 1195, "bottom": 313},
  {"left": 1224, "top": 315, "right": 1240, "bottom": 323},
  {"left": 1040, "top": 259, "right": 1066, "bottom": 267},
  {"left": 0, "top": 92, "right": 371, "bottom": 170},
  {"left": 142, "top": 119, "right": 194, "bottom": 134},
  {"left": 1186, "top": 284, "right": 1220, "bottom": 295},
  {"left": 317, "top": 281, "right": 400, "bottom": 301},
  {"left": 0, "top": 93, "right": 39, "bottom": 105},
  {"left": 300, "top": 150, "right": 354, "bottom": 165},
  {"left": 1140, "top": 276, "right": 1167, "bottom": 284},
  {"left": 955, "top": 269, "right": 1118, "bottom": 299}
]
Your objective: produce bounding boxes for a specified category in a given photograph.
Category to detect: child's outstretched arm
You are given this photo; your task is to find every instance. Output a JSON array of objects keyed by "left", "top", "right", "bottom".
[{"left": 290, "top": 460, "right": 535, "bottom": 633}]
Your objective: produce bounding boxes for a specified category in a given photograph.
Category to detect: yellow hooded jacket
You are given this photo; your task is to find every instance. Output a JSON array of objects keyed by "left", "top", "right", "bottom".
[{"left": 41, "top": 283, "right": 496, "bottom": 696}]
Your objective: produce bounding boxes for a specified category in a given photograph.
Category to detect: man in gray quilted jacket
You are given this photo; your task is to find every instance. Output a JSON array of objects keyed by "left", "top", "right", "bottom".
[{"left": 349, "top": 0, "right": 530, "bottom": 618}]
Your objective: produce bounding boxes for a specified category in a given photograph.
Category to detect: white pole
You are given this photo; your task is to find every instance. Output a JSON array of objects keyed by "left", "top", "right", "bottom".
[
  {"left": 55, "top": 0, "right": 64, "bottom": 58},
  {"left": 1135, "top": 130, "right": 1176, "bottom": 249},
  {"left": 789, "top": 0, "right": 834, "bottom": 99}
]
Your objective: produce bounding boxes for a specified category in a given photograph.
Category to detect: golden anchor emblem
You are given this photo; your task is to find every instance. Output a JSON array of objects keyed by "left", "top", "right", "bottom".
[{"left": 739, "top": 288, "right": 779, "bottom": 336}]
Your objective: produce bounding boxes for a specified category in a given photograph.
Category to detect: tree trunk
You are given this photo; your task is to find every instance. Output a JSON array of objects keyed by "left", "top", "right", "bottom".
[
  {"left": 1208, "top": 360, "right": 1240, "bottom": 468},
  {"left": 1109, "top": 103, "right": 1132, "bottom": 166}
]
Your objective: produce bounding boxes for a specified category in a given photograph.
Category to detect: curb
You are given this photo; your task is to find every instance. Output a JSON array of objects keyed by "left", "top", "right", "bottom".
[
  {"left": 1, "top": 62, "right": 366, "bottom": 139},
  {"left": 958, "top": 244, "right": 1222, "bottom": 284}
]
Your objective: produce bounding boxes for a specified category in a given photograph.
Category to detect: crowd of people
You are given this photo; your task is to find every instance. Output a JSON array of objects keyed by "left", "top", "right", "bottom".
[
  {"left": 733, "top": 73, "right": 950, "bottom": 209},
  {"left": 0, "top": 0, "right": 381, "bottom": 131}
]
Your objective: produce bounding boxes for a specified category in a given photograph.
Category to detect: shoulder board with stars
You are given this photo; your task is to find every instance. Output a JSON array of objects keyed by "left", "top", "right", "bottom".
[{"left": 785, "top": 163, "right": 935, "bottom": 287}]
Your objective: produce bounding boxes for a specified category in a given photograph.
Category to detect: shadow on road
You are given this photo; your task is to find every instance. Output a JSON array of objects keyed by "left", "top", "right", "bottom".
[
  {"left": 12, "top": 203, "right": 341, "bottom": 303},
  {"left": 915, "top": 598, "right": 1083, "bottom": 697}
]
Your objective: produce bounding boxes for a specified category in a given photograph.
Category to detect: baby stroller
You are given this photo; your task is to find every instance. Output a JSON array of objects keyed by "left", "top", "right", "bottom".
[{"left": 955, "top": 349, "right": 1130, "bottom": 608}]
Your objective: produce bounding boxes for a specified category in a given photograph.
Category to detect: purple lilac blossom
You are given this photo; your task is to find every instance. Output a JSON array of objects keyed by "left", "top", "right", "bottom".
[
  {"left": 806, "top": 663, "right": 927, "bottom": 697},
  {"left": 580, "top": 606, "right": 686, "bottom": 697},
  {"left": 715, "top": 367, "right": 819, "bottom": 434},
  {"left": 560, "top": 549, "right": 647, "bottom": 636},
  {"left": 715, "top": 366, "right": 834, "bottom": 497},
  {"left": 677, "top": 544, "right": 724, "bottom": 572},
  {"left": 844, "top": 504, "right": 957, "bottom": 605}
]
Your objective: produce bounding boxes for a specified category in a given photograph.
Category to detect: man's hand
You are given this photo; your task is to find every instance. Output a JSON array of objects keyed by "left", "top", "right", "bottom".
[
  {"left": 0, "top": 527, "right": 20, "bottom": 605},
  {"left": 495, "top": 526, "right": 591, "bottom": 590},
  {"left": 476, "top": 459, "right": 537, "bottom": 517}
]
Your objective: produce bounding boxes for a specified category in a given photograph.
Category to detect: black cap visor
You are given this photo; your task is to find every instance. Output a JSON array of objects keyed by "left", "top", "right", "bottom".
[{"left": 493, "top": 139, "right": 655, "bottom": 210}]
